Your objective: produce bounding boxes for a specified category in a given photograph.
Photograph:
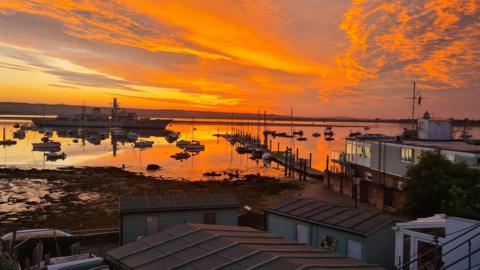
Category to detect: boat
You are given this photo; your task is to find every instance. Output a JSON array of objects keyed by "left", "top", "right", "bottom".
[
  {"left": 293, "top": 130, "right": 304, "bottom": 136},
  {"left": 126, "top": 131, "right": 139, "bottom": 141},
  {"left": 0, "top": 128, "right": 17, "bottom": 146},
  {"left": 72, "top": 138, "right": 79, "bottom": 143},
  {"left": 45, "top": 152, "right": 67, "bottom": 161},
  {"left": 236, "top": 146, "right": 251, "bottom": 154},
  {"left": 263, "top": 130, "right": 276, "bottom": 136},
  {"left": 324, "top": 126, "right": 334, "bottom": 137},
  {"left": 176, "top": 140, "right": 191, "bottom": 148},
  {"left": 32, "top": 141, "right": 61, "bottom": 150},
  {"left": 325, "top": 137, "right": 335, "bottom": 141},
  {"left": 312, "top": 132, "right": 321, "bottom": 137},
  {"left": 86, "top": 135, "right": 101, "bottom": 145},
  {"left": 43, "top": 254, "right": 104, "bottom": 270},
  {"left": 296, "top": 137, "right": 307, "bottom": 141},
  {"left": 349, "top": 131, "right": 362, "bottom": 137},
  {"left": 134, "top": 140, "right": 154, "bottom": 148},
  {"left": 13, "top": 129, "right": 26, "bottom": 139},
  {"left": 262, "top": 152, "right": 273, "bottom": 161},
  {"left": 251, "top": 148, "right": 264, "bottom": 159},
  {"left": 167, "top": 132, "right": 181, "bottom": 141},
  {"left": 184, "top": 140, "right": 205, "bottom": 151},
  {"left": 13, "top": 123, "right": 20, "bottom": 128},
  {"left": 44, "top": 128, "right": 53, "bottom": 137},
  {"left": 32, "top": 98, "right": 172, "bottom": 129},
  {"left": 170, "top": 152, "right": 191, "bottom": 160},
  {"left": 99, "top": 130, "right": 109, "bottom": 139}
]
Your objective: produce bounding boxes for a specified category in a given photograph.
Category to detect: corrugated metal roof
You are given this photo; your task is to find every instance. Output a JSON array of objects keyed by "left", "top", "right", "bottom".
[
  {"left": 119, "top": 193, "right": 240, "bottom": 213},
  {"left": 105, "top": 223, "right": 385, "bottom": 270},
  {"left": 265, "top": 197, "right": 398, "bottom": 236}
]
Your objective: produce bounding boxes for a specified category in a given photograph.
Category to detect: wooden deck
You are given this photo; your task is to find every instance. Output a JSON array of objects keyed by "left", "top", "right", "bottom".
[
  {"left": 270, "top": 151, "right": 324, "bottom": 179},
  {"left": 233, "top": 135, "right": 324, "bottom": 179}
]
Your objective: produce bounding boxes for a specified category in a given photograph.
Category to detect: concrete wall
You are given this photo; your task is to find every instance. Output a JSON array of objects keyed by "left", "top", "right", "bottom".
[{"left": 121, "top": 208, "right": 238, "bottom": 244}]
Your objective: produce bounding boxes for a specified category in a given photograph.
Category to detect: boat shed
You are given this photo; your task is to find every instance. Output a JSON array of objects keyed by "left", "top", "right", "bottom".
[
  {"left": 265, "top": 197, "right": 401, "bottom": 269},
  {"left": 119, "top": 193, "right": 240, "bottom": 245},
  {"left": 106, "top": 223, "right": 385, "bottom": 270}
]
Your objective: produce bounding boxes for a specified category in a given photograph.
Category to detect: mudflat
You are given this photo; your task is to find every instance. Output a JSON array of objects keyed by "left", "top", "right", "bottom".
[{"left": 0, "top": 166, "right": 303, "bottom": 234}]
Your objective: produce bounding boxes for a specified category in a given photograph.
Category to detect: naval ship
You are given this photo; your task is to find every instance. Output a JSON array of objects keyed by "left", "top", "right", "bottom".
[{"left": 32, "top": 98, "right": 172, "bottom": 129}]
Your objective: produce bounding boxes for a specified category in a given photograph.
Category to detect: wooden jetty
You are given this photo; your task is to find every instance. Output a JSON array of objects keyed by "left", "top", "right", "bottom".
[{"left": 231, "top": 130, "right": 324, "bottom": 180}]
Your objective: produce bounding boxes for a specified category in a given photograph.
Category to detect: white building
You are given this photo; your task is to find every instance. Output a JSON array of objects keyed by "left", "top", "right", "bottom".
[{"left": 393, "top": 214, "right": 480, "bottom": 270}]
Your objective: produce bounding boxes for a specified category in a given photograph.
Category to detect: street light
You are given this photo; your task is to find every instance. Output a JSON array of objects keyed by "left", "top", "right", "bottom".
[{"left": 352, "top": 177, "right": 361, "bottom": 208}]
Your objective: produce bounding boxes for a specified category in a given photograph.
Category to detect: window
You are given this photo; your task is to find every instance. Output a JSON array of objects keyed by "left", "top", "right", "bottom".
[
  {"left": 445, "top": 154, "right": 455, "bottom": 162},
  {"left": 296, "top": 224, "right": 309, "bottom": 244},
  {"left": 401, "top": 147, "right": 413, "bottom": 162},
  {"left": 204, "top": 212, "right": 216, "bottom": 224},
  {"left": 414, "top": 149, "right": 423, "bottom": 163},
  {"left": 347, "top": 240, "right": 362, "bottom": 259},
  {"left": 364, "top": 143, "right": 371, "bottom": 160}
]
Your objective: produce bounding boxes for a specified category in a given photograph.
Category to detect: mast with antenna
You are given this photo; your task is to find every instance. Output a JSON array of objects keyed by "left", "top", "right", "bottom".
[{"left": 405, "top": 81, "right": 423, "bottom": 131}]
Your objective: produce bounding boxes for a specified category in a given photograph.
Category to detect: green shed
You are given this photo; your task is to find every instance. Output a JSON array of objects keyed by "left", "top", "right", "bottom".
[
  {"left": 119, "top": 193, "right": 239, "bottom": 245},
  {"left": 265, "top": 197, "right": 400, "bottom": 269}
]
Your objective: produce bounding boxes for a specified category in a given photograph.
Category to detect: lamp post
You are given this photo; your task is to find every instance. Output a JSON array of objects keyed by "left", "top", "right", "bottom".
[{"left": 352, "top": 177, "right": 361, "bottom": 208}]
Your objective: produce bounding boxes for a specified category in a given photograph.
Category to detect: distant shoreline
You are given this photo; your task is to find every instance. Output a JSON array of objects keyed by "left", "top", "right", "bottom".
[
  {"left": 0, "top": 101, "right": 479, "bottom": 127},
  {"left": 0, "top": 115, "right": 369, "bottom": 128},
  {"left": 1, "top": 114, "right": 479, "bottom": 127}
]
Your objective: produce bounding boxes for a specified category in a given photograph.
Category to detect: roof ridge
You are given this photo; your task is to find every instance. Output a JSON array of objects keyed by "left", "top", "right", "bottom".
[{"left": 114, "top": 225, "right": 201, "bottom": 260}]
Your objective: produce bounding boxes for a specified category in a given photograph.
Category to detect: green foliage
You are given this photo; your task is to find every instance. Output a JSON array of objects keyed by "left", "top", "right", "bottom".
[
  {"left": 402, "top": 151, "right": 480, "bottom": 218},
  {"left": 0, "top": 252, "right": 17, "bottom": 270}
]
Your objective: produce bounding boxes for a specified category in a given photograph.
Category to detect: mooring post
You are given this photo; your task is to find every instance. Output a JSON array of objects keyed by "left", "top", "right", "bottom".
[
  {"left": 309, "top": 153, "right": 312, "bottom": 168},
  {"left": 269, "top": 140, "right": 272, "bottom": 151},
  {"left": 303, "top": 160, "right": 308, "bottom": 181},
  {"left": 298, "top": 160, "right": 302, "bottom": 181},
  {"left": 325, "top": 155, "right": 330, "bottom": 188},
  {"left": 277, "top": 142, "right": 280, "bottom": 153},
  {"left": 284, "top": 151, "right": 288, "bottom": 176},
  {"left": 296, "top": 147, "right": 299, "bottom": 163},
  {"left": 291, "top": 155, "right": 295, "bottom": 178}
]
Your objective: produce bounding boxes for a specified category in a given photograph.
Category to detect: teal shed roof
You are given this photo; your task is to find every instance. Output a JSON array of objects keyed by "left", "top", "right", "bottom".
[
  {"left": 120, "top": 193, "right": 239, "bottom": 213},
  {"left": 265, "top": 197, "right": 398, "bottom": 236},
  {"left": 106, "top": 223, "right": 385, "bottom": 270}
]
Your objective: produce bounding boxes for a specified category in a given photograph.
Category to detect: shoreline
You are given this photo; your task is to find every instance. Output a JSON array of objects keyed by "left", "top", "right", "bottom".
[
  {"left": 0, "top": 166, "right": 304, "bottom": 234},
  {"left": 1, "top": 115, "right": 479, "bottom": 127}
]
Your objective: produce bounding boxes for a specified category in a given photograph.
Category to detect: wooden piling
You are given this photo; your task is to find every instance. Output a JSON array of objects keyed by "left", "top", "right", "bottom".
[
  {"left": 303, "top": 160, "right": 308, "bottom": 181},
  {"left": 309, "top": 153, "right": 312, "bottom": 168}
]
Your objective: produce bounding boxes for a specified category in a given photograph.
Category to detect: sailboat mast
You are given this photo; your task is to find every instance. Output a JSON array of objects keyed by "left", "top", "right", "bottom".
[
  {"left": 257, "top": 107, "right": 260, "bottom": 145},
  {"left": 411, "top": 82, "right": 416, "bottom": 131}
]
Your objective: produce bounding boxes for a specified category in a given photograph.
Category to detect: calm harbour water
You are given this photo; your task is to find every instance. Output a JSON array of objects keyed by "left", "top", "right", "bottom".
[{"left": 0, "top": 119, "right": 479, "bottom": 181}]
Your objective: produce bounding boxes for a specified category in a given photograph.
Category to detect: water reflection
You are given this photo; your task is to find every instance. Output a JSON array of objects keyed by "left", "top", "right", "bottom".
[{"left": 0, "top": 119, "right": 479, "bottom": 180}]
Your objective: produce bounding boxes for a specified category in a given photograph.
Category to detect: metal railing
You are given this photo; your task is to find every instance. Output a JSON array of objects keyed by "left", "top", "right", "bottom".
[{"left": 395, "top": 223, "right": 480, "bottom": 270}]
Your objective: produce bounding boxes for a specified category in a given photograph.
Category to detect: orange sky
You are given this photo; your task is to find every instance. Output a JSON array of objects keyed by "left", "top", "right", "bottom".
[{"left": 0, "top": 0, "right": 479, "bottom": 118}]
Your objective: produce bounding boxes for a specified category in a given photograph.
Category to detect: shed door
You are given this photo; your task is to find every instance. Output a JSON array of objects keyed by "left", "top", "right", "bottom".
[
  {"left": 296, "top": 224, "right": 309, "bottom": 244},
  {"left": 347, "top": 239, "right": 362, "bottom": 259},
  {"left": 146, "top": 216, "right": 158, "bottom": 235}
]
